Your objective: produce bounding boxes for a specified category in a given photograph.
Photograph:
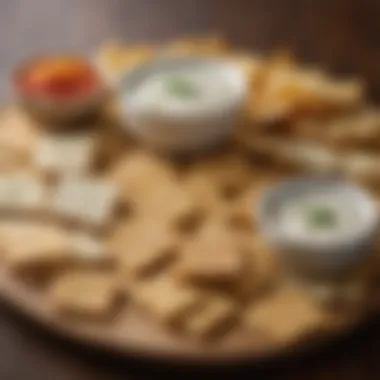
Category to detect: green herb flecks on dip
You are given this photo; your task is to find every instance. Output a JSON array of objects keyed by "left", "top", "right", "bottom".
[
  {"left": 307, "top": 205, "right": 337, "bottom": 228},
  {"left": 165, "top": 75, "right": 200, "bottom": 99}
]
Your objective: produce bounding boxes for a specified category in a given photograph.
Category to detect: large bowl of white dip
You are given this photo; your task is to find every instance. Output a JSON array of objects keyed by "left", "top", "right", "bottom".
[
  {"left": 258, "top": 176, "right": 379, "bottom": 276},
  {"left": 118, "top": 57, "right": 247, "bottom": 152}
]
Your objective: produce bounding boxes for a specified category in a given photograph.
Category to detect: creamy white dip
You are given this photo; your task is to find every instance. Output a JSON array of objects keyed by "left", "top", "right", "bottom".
[
  {"left": 277, "top": 189, "right": 371, "bottom": 247},
  {"left": 127, "top": 67, "right": 240, "bottom": 119},
  {"left": 121, "top": 58, "right": 246, "bottom": 151}
]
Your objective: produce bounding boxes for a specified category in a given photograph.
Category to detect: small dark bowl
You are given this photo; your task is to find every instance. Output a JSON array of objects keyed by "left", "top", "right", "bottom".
[{"left": 13, "top": 55, "right": 108, "bottom": 128}]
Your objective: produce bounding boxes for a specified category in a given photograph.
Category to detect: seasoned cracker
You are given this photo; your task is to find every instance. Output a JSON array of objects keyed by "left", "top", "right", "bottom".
[
  {"left": 184, "top": 170, "right": 221, "bottom": 213},
  {"left": 184, "top": 295, "right": 237, "bottom": 339},
  {"left": 233, "top": 235, "right": 279, "bottom": 302},
  {"left": 244, "top": 285, "right": 329, "bottom": 344},
  {"left": 110, "top": 152, "right": 201, "bottom": 227},
  {"left": 243, "top": 136, "right": 342, "bottom": 174},
  {"left": 2, "top": 224, "right": 71, "bottom": 272},
  {"left": 51, "top": 178, "right": 117, "bottom": 229},
  {"left": 306, "top": 268, "right": 371, "bottom": 310},
  {"left": 219, "top": 184, "right": 267, "bottom": 231},
  {"left": 321, "top": 109, "right": 380, "bottom": 149},
  {"left": 197, "top": 154, "right": 253, "bottom": 199},
  {"left": 343, "top": 153, "right": 380, "bottom": 185},
  {"left": 108, "top": 151, "right": 176, "bottom": 206},
  {"left": 96, "top": 41, "right": 156, "bottom": 83},
  {"left": 177, "top": 223, "right": 242, "bottom": 285},
  {"left": 0, "top": 107, "right": 39, "bottom": 171},
  {"left": 142, "top": 183, "right": 202, "bottom": 231},
  {"left": 240, "top": 235, "right": 279, "bottom": 289},
  {"left": 112, "top": 221, "right": 179, "bottom": 278},
  {"left": 225, "top": 179, "right": 280, "bottom": 230},
  {"left": 252, "top": 60, "right": 364, "bottom": 123},
  {"left": 132, "top": 275, "right": 203, "bottom": 325},
  {"left": 69, "top": 232, "right": 111, "bottom": 265},
  {"left": 50, "top": 271, "right": 121, "bottom": 319}
]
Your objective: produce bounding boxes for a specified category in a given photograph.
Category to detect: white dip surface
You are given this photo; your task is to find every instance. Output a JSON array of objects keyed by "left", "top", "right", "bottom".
[
  {"left": 126, "top": 66, "right": 241, "bottom": 121},
  {"left": 277, "top": 189, "right": 370, "bottom": 247},
  {"left": 122, "top": 59, "right": 246, "bottom": 151}
]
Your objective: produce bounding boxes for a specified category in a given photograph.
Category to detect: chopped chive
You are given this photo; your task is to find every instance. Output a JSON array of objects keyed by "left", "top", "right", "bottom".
[
  {"left": 165, "top": 75, "right": 199, "bottom": 98},
  {"left": 307, "top": 206, "right": 337, "bottom": 228}
]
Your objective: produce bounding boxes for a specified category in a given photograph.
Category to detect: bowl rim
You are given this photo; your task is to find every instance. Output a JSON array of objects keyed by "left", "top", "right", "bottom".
[
  {"left": 118, "top": 54, "right": 247, "bottom": 89},
  {"left": 118, "top": 55, "right": 248, "bottom": 117}
]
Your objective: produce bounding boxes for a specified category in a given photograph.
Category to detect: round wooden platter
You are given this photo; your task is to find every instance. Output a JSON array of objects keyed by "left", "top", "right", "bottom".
[
  {"left": 0, "top": 107, "right": 379, "bottom": 365},
  {"left": 0, "top": 249, "right": 380, "bottom": 365},
  {"left": 0, "top": 260, "right": 379, "bottom": 365}
]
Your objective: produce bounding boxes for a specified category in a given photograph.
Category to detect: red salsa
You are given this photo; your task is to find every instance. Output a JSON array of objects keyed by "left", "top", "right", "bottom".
[{"left": 17, "top": 57, "right": 100, "bottom": 100}]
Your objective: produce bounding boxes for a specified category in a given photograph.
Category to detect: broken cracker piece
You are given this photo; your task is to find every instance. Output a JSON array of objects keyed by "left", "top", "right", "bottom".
[
  {"left": 50, "top": 271, "right": 121, "bottom": 319},
  {"left": 244, "top": 285, "right": 329, "bottom": 345},
  {"left": 113, "top": 221, "right": 179, "bottom": 278},
  {"left": 184, "top": 295, "right": 237, "bottom": 339},
  {"left": 132, "top": 275, "right": 203, "bottom": 325},
  {"left": 177, "top": 223, "right": 242, "bottom": 286},
  {"left": 51, "top": 178, "right": 117, "bottom": 229}
]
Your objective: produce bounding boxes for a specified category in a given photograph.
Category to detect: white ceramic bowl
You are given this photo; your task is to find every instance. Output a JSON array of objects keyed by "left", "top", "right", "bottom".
[
  {"left": 118, "top": 57, "right": 247, "bottom": 152},
  {"left": 258, "top": 176, "right": 379, "bottom": 276}
]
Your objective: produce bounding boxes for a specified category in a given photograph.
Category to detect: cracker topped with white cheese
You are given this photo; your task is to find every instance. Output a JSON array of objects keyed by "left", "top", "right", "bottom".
[
  {"left": 0, "top": 172, "right": 46, "bottom": 215},
  {"left": 34, "top": 133, "right": 97, "bottom": 178},
  {"left": 51, "top": 177, "right": 118, "bottom": 229}
]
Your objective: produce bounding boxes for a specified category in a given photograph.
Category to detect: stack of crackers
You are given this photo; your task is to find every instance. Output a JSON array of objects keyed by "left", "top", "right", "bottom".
[{"left": 0, "top": 36, "right": 377, "bottom": 350}]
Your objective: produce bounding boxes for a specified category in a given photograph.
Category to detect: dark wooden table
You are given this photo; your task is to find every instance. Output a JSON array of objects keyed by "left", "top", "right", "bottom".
[{"left": 0, "top": 0, "right": 379, "bottom": 378}]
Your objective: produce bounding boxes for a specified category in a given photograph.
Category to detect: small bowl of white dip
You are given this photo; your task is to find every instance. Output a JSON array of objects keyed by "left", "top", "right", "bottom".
[
  {"left": 118, "top": 57, "right": 247, "bottom": 152},
  {"left": 258, "top": 176, "right": 379, "bottom": 276}
]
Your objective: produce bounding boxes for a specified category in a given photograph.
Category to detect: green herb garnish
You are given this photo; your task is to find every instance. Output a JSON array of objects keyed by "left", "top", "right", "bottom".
[
  {"left": 307, "top": 206, "right": 337, "bottom": 228},
  {"left": 165, "top": 75, "right": 199, "bottom": 99}
]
